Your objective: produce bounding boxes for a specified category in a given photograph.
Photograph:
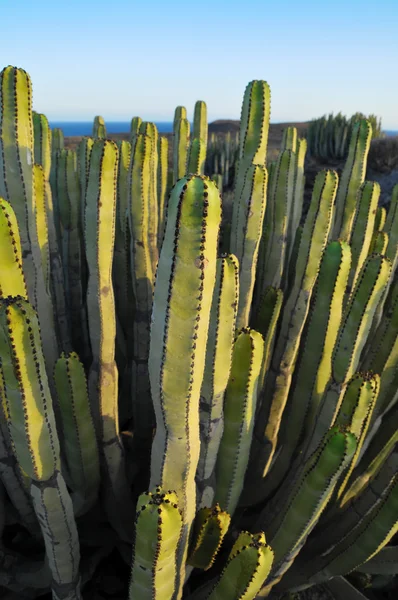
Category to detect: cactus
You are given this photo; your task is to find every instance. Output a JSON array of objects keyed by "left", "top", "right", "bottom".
[
  {"left": 93, "top": 115, "right": 106, "bottom": 139},
  {"left": 0, "top": 67, "right": 397, "bottom": 600},
  {"left": 129, "top": 486, "right": 183, "bottom": 600},
  {"left": 149, "top": 175, "right": 221, "bottom": 595}
]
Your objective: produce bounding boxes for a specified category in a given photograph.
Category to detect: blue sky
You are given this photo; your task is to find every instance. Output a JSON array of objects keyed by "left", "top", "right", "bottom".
[{"left": 2, "top": 0, "right": 398, "bottom": 127}]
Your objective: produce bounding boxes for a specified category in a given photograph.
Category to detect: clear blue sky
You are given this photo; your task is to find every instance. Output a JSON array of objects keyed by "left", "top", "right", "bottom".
[{"left": 2, "top": 0, "right": 398, "bottom": 127}]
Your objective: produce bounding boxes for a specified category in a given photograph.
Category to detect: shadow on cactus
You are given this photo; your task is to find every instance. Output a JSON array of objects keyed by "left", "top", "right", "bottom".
[{"left": 0, "top": 66, "right": 397, "bottom": 600}]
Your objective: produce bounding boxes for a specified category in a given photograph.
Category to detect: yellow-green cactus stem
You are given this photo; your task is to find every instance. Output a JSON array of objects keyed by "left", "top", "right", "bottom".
[
  {"left": 374, "top": 205, "right": 387, "bottom": 233},
  {"left": 0, "top": 416, "right": 38, "bottom": 535},
  {"left": 253, "top": 170, "right": 337, "bottom": 484},
  {"left": 157, "top": 135, "right": 169, "bottom": 246},
  {"left": 369, "top": 186, "right": 398, "bottom": 335},
  {"left": 256, "top": 427, "right": 357, "bottom": 590},
  {"left": 211, "top": 173, "right": 223, "bottom": 192},
  {"left": 128, "top": 133, "right": 157, "bottom": 439},
  {"left": 30, "top": 473, "right": 82, "bottom": 599},
  {"left": 362, "top": 275, "right": 398, "bottom": 418},
  {"left": 346, "top": 181, "right": 380, "bottom": 297},
  {"left": 56, "top": 149, "right": 85, "bottom": 352},
  {"left": 232, "top": 165, "right": 267, "bottom": 329},
  {"left": 50, "top": 127, "right": 65, "bottom": 249},
  {"left": 93, "top": 115, "right": 106, "bottom": 139},
  {"left": 310, "top": 472, "right": 398, "bottom": 583},
  {"left": 187, "top": 138, "right": 207, "bottom": 176},
  {"left": 232, "top": 81, "right": 271, "bottom": 258},
  {"left": 77, "top": 136, "right": 94, "bottom": 230},
  {"left": 173, "top": 105, "right": 187, "bottom": 124},
  {"left": 188, "top": 504, "right": 231, "bottom": 570},
  {"left": 173, "top": 114, "right": 190, "bottom": 183},
  {"left": 206, "top": 531, "right": 274, "bottom": 600},
  {"left": 193, "top": 100, "right": 208, "bottom": 148},
  {"left": 332, "top": 119, "right": 372, "bottom": 241},
  {"left": 384, "top": 184, "right": 398, "bottom": 269},
  {"left": 0, "top": 66, "right": 59, "bottom": 377},
  {"left": 281, "top": 127, "right": 297, "bottom": 152},
  {"left": 237, "top": 80, "right": 271, "bottom": 170},
  {"left": 149, "top": 175, "right": 221, "bottom": 596},
  {"left": 333, "top": 372, "right": 379, "bottom": 499},
  {"left": 213, "top": 329, "right": 264, "bottom": 516},
  {"left": 279, "top": 452, "right": 398, "bottom": 591},
  {"left": 254, "top": 241, "right": 351, "bottom": 503},
  {"left": 84, "top": 139, "right": 131, "bottom": 537},
  {"left": 197, "top": 255, "right": 239, "bottom": 508},
  {"left": 260, "top": 150, "right": 296, "bottom": 291},
  {"left": 129, "top": 487, "right": 183, "bottom": 600},
  {"left": 0, "top": 198, "right": 27, "bottom": 298},
  {"left": 369, "top": 230, "right": 389, "bottom": 255},
  {"left": 0, "top": 296, "right": 60, "bottom": 481},
  {"left": 113, "top": 139, "right": 132, "bottom": 347},
  {"left": 33, "top": 114, "right": 65, "bottom": 322},
  {"left": 286, "top": 138, "right": 307, "bottom": 270},
  {"left": 339, "top": 400, "right": 398, "bottom": 506},
  {"left": 33, "top": 165, "right": 51, "bottom": 293},
  {"left": 308, "top": 253, "right": 392, "bottom": 453},
  {"left": 130, "top": 116, "right": 142, "bottom": 145},
  {"left": 0, "top": 66, "right": 37, "bottom": 301},
  {"left": 54, "top": 352, "right": 100, "bottom": 514},
  {"left": 0, "top": 296, "right": 81, "bottom": 598},
  {"left": 139, "top": 121, "right": 159, "bottom": 272},
  {"left": 251, "top": 287, "right": 283, "bottom": 396}
]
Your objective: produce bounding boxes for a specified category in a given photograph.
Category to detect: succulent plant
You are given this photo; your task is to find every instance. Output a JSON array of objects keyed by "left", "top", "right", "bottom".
[{"left": 0, "top": 66, "right": 396, "bottom": 600}]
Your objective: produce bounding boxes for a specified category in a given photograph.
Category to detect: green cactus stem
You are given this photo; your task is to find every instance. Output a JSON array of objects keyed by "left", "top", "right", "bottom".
[
  {"left": 197, "top": 254, "right": 239, "bottom": 509},
  {"left": 346, "top": 181, "right": 380, "bottom": 296},
  {"left": 149, "top": 175, "right": 221, "bottom": 596},
  {"left": 54, "top": 352, "right": 100, "bottom": 514},
  {"left": 93, "top": 115, "right": 106, "bottom": 139},
  {"left": 307, "top": 253, "right": 391, "bottom": 454},
  {"left": 157, "top": 135, "right": 169, "bottom": 246},
  {"left": 173, "top": 109, "right": 190, "bottom": 183},
  {"left": 129, "top": 487, "right": 183, "bottom": 600},
  {"left": 84, "top": 139, "right": 132, "bottom": 539},
  {"left": 232, "top": 165, "right": 267, "bottom": 329},
  {"left": 0, "top": 296, "right": 81, "bottom": 599},
  {"left": 255, "top": 427, "right": 357, "bottom": 592},
  {"left": 128, "top": 133, "right": 156, "bottom": 439},
  {"left": 332, "top": 119, "right": 372, "bottom": 241},
  {"left": 206, "top": 531, "right": 274, "bottom": 600},
  {"left": 213, "top": 328, "right": 264, "bottom": 516},
  {"left": 251, "top": 170, "right": 337, "bottom": 488},
  {"left": 0, "top": 198, "right": 27, "bottom": 298},
  {"left": 188, "top": 504, "right": 231, "bottom": 570}
]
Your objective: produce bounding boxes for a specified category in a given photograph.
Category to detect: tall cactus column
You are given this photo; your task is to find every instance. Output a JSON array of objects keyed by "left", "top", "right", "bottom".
[
  {"left": 84, "top": 139, "right": 132, "bottom": 539},
  {"left": 149, "top": 175, "right": 222, "bottom": 598},
  {"left": 0, "top": 66, "right": 59, "bottom": 376}
]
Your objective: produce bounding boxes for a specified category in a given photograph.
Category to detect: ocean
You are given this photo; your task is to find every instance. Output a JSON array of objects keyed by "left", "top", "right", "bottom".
[
  {"left": 49, "top": 122, "right": 398, "bottom": 138},
  {"left": 384, "top": 130, "right": 398, "bottom": 137},
  {"left": 49, "top": 121, "right": 175, "bottom": 136}
]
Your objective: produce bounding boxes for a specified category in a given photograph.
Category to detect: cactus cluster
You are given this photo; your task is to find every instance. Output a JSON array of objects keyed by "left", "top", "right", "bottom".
[
  {"left": 0, "top": 66, "right": 397, "bottom": 600},
  {"left": 307, "top": 112, "right": 384, "bottom": 160}
]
